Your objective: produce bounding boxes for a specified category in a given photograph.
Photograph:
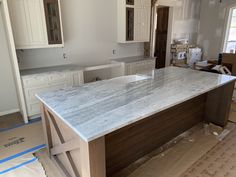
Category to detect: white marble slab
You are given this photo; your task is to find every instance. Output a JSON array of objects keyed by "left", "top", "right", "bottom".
[
  {"left": 36, "top": 67, "right": 236, "bottom": 142},
  {"left": 111, "top": 56, "right": 155, "bottom": 63},
  {"left": 20, "top": 65, "right": 84, "bottom": 77}
]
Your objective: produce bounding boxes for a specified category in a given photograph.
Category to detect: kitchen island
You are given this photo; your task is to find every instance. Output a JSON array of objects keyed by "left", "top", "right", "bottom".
[{"left": 37, "top": 67, "right": 236, "bottom": 177}]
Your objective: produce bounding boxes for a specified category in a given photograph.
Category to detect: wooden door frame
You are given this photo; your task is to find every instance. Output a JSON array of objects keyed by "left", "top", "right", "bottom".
[
  {"left": 150, "top": 2, "right": 175, "bottom": 67},
  {"left": 0, "top": 0, "right": 28, "bottom": 123}
]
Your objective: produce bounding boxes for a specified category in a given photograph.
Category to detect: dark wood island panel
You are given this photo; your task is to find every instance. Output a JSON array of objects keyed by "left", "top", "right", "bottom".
[{"left": 105, "top": 94, "right": 206, "bottom": 176}]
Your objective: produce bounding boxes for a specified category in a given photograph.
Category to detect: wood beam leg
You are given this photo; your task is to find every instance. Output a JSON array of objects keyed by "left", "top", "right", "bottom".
[
  {"left": 80, "top": 137, "right": 106, "bottom": 177},
  {"left": 40, "top": 103, "right": 52, "bottom": 156},
  {"left": 204, "top": 81, "right": 235, "bottom": 127}
]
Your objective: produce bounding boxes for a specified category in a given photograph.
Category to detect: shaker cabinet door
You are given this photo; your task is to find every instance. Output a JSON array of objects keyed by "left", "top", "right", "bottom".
[
  {"left": 25, "top": 0, "right": 48, "bottom": 46},
  {"left": 7, "top": 0, "right": 30, "bottom": 47},
  {"left": 141, "top": 6, "right": 151, "bottom": 41},
  {"left": 8, "top": 0, "right": 48, "bottom": 49}
]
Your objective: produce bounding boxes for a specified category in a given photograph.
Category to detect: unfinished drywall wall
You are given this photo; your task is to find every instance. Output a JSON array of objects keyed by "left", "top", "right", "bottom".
[
  {"left": 198, "top": 0, "right": 236, "bottom": 60},
  {"left": 172, "top": 0, "right": 201, "bottom": 44},
  {"left": 17, "top": 0, "right": 144, "bottom": 70},
  {"left": 0, "top": 7, "right": 19, "bottom": 115}
]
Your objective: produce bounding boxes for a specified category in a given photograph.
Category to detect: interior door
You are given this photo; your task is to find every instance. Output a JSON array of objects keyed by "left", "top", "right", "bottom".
[{"left": 154, "top": 7, "right": 169, "bottom": 69}]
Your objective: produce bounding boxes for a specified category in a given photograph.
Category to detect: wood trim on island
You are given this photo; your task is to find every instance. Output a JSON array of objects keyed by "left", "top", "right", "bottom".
[{"left": 40, "top": 81, "right": 235, "bottom": 177}]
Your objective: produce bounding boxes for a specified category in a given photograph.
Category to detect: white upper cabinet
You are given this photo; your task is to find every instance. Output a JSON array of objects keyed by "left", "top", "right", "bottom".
[
  {"left": 7, "top": 0, "right": 64, "bottom": 49},
  {"left": 117, "top": 0, "right": 151, "bottom": 43}
]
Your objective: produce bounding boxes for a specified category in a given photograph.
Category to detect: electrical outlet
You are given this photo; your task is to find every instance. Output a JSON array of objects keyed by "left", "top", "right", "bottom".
[
  {"left": 63, "top": 53, "right": 68, "bottom": 60},
  {"left": 112, "top": 49, "right": 117, "bottom": 55}
]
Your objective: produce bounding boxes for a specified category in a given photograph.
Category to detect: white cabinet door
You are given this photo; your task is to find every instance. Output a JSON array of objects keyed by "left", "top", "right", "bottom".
[
  {"left": 142, "top": 0, "right": 151, "bottom": 7},
  {"left": 24, "top": 0, "right": 48, "bottom": 46},
  {"left": 125, "top": 60, "right": 155, "bottom": 75},
  {"left": 8, "top": 0, "right": 48, "bottom": 49},
  {"left": 134, "top": 7, "right": 142, "bottom": 41},
  {"left": 141, "top": 6, "right": 151, "bottom": 42},
  {"left": 135, "top": 0, "right": 142, "bottom": 7},
  {"left": 134, "top": 6, "right": 151, "bottom": 42},
  {"left": 8, "top": 0, "right": 31, "bottom": 47}
]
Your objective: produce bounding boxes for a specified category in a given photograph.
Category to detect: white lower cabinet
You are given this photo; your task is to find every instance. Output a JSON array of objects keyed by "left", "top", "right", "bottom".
[
  {"left": 111, "top": 58, "right": 156, "bottom": 77},
  {"left": 125, "top": 60, "right": 156, "bottom": 75},
  {"left": 22, "top": 70, "right": 84, "bottom": 118}
]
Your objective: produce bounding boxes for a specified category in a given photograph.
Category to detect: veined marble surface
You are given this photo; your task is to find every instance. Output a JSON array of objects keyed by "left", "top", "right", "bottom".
[
  {"left": 36, "top": 67, "right": 236, "bottom": 142},
  {"left": 111, "top": 56, "right": 155, "bottom": 63},
  {"left": 20, "top": 65, "right": 84, "bottom": 77}
]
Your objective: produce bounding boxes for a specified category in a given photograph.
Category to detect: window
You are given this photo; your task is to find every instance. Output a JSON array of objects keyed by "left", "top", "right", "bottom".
[{"left": 225, "top": 8, "right": 236, "bottom": 53}]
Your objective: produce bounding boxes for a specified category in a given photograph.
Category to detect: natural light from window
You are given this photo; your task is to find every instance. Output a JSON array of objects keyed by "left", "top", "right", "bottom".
[{"left": 225, "top": 8, "right": 236, "bottom": 53}]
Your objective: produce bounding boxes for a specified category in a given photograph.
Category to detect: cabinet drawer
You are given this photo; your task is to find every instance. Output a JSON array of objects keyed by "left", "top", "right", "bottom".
[
  {"left": 22, "top": 75, "right": 48, "bottom": 87},
  {"left": 24, "top": 83, "right": 70, "bottom": 103},
  {"left": 48, "top": 73, "right": 68, "bottom": 83}
]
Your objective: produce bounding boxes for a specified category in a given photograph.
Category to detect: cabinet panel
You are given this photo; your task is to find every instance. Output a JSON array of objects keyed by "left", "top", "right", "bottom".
[
  {"left": 141, "top": 6, "right": 151, "bottom": 41},
  {"left": 135, "top": 0, "right": 142, "bottom": 7},
  {"left": 125, "top": 60, "right": 155, "bottom": 75},
  {"left": 8, "top": 0, "right": 31, "bottom": 47},
  {"left": 142, "top": 0, "right": 151, "bottom": 6},
  {"left": 134, "top": 8, "right": 142, "bottom": 41},
  {"left": 71, "top": 71, "right": 84, "bottom": 87},
  {"left": 25, "top": 0, "right": 48, "bottom": 45},
  {"left": 22, "top": 76, "right": 48, "bottom": 87}
]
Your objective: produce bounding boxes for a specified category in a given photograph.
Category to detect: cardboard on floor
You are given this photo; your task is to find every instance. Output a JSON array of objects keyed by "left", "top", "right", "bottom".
[{"left": 0, "top": 121, "right": 45, "bottom": 163}]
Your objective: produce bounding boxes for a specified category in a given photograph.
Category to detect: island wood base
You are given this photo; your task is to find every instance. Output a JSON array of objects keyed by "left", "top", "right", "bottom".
[{"left": 40, "top": 81, "right": 235, "bottom": 177}]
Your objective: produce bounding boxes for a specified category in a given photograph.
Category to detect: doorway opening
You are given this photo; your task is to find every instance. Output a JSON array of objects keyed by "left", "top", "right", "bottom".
[
  {"left": 150, "top": 2, "right": 174, "bottom": 69},
  {"left": 154, "top": 6, "right": 169, "bottom": 68}
]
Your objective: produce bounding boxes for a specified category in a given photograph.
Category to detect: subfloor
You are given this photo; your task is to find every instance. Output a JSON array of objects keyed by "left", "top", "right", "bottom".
[{"left": 0, "top": 112, "right": 24, "bottom": 130}]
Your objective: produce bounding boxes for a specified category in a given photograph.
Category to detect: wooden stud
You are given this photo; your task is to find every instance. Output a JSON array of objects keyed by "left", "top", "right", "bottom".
[{"left": 40, "top": 103, "right": 53, "bottom": 156}]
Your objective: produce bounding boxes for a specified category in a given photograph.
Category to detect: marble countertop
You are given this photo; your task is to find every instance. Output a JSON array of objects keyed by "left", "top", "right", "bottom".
[
  {"left": 112, "top": 56, "right": 155, "bottom": 63},
  {"left": 36, "top": 67, "right": 236, "bottom": 142},
  {"left": 20, "top": 65, "right": 84, "bottom": 76}
]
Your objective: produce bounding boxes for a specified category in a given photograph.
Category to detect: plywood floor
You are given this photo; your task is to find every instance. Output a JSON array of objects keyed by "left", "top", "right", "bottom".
[
  {"left": 0, "top": 112, "right": 24, "bottom": 130},
  {"left": 180, "top": 125, "right": 236, "bottom": 177},
  {"left": 124, "top": 123, "right": 235, "bottom": 177}
]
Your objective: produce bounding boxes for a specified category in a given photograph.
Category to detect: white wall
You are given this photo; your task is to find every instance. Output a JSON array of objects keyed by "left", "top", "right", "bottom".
[
  {"left": 0, "top": 7, "right": 19, "bottom": 115},
  {"left": 198, "top": 0, "right": 236, "bottom": 60},
  {"left": 17, "top": 0, "right": 144, "bottom": 70}
]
